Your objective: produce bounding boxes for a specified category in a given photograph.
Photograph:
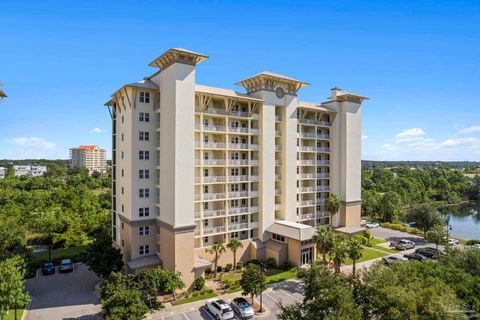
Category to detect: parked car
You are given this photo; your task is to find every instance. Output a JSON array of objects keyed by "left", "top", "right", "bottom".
[
  {"left": 206, "top": 298, "right": 234, "bottom": 320},
  {"left": 59, "top": 259, "right": 74, "bottom": 273},
  {"left": 231, "top": 297, "right": 254, "bottom": 319},
  {"left": 395, "top": 239, "right": 416, "bottom": 250},
  {"left": 383, "top": 255, "right": 408, "bottom": 266},
  {"left": 403, "top": 252, "right": 428, "bottom": 261},
  {"left": 471, "top": 244, "right": 480, "bottom": 250},
  {"left": 448, "top": 239, "right": 459, "bottom": 246},
  {"left": 365, "top": 222, "right": 379, "bottom": 229},
  {"left": 415, "top": 247, "right": 443, "bottom": 259},
  {"left": 360, "top": 219, "right": 368, "bottom": 227},
  {"left": 42, "top": 262, "right": 55, "bottom": 275}
]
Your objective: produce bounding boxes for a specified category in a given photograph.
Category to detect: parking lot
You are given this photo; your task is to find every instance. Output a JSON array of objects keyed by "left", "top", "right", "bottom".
[
  {"left": 25, "top": 263, "right": 102, "bottom": 320},
  {"left": 159, "top": 280, "right": 304, "bottom": 320}
]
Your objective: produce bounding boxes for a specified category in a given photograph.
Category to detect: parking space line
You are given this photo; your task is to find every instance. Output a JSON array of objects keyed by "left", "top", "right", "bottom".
[
  {"left": 36, "top": 269, "right": 39, "bottom": 278},
  {"left": 280, "top": 289, "right": 302, "bottom": 303},
  {"left": 182, "top": 312, "right": 190, "bottom": 320},
  {"left": 264, "top": 292, "right": 279, "bottom": 304},
  {"left": 202, "top": 309, "right": 215, "bottom": 320}
]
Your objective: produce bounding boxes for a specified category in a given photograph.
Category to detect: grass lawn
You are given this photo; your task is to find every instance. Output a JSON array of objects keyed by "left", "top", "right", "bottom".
[
  {"left": 371, "top": 238, "right": 387, "bottom": 245},
  {"left": 265, "top": 269, "right": 297, "bottom": 284},
  {"left": 345, "top": 247, "right": 388, "bottom": 265},
  {"left": 31, "top": 245, "right": 87, "bottom": 263},
  {"left": 3, "top": 308, "right": 24, "bottom": 320},
  {"left": 171, "top": 292, "right": 217, "bottom": 306},
  {"left": 370, "top": 237, "right": 398, "bottom": 254}
]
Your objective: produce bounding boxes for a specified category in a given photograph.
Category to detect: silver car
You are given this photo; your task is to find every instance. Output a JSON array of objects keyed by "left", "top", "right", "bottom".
[
  {"left": 231, "top": 297, "right": 254, "bottom": 319},
  {"left": 206, "top": 298, "right": 234, "bottom": 320}
]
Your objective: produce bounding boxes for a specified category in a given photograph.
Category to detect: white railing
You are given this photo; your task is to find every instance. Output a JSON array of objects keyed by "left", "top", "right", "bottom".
[
  {"left": 300, "top": 146, "right": 316, "bottom": 152},
  {"left": 250, "top": 176, "right": 259, "bottom": 181},
  {"left": 275, "top": 159, "right": 282, "bottom": 165},
  {"left": 298, "top": 200, "right": 315, "bottom": 206},
  {"left": 275, "top": 174, "right": 281, "bottom": 180},
  {"left": 194, "top": 211, "right": 201, "bottom": 219},
  {"left": 317, "top": 134, "right": 330, "bottom": 139},
  {"left": 203, "top": 226, "right": 226, "bottom": 235},
  {"left": 196, "top": 142, "right": 226, "bottom": 149},
  {"left": 229, "top": 110, "right": 249, "bottom": 117},
  {"left": 228, "top": 191, "right": 249, "bottom": 198},
  {"left": 249, "top": 191, "right": 259, "bottom": 197},
  {"left": 299, "top": 186, "right": 316, "bottom": 193},
  {"left": 250, "top": 144, "right": 259, "bottom": 150},
  {"left": 197, "top": 125, "right": 226, "bottom": 132},
  {"left": 228, "top": 207, "right": 250, "bottom": 215},
  {"left": 228, "top": 143, "right": 250, "bottom": 150},
  {"left": 317, "top": 185, "right": 330, "bottom": 191},
  {"left": 299, "top": 173, "right": 316, "bottom": 179},
  {"left": 275, "top": 145, "right": 281, "bottom": 151},
  {"left": 299, "top": 119, "right": 330, "bottom": 126},
  {"left": 300, "top": 213, "right": 315, "bottom": 220},
  {"left": 249, "top": 221, "right": 259, "bottom": 229},
  {"left": 301, "top": 132, "right": 317, "bottom": 138},
  {"left": 196, "top": 192, "right": 225, "bottom": 201},
  {"left": 317, "top": 160, "right": 330, "bottom": 165},
  {"left": 228, "top": 175, "right": 250, "bottom": 182},
  {"left": 275, "top": 115, "right": 281, "bottom": 121},
  {"left": 275, "top": 189, "right": 281, "bottom": 195},
  {"left": 228, "top": 222, "right": 249, "bottom": 231},
  {"left": 316, "top": 211, "right": 330, "bottom": 218},
  {"left": 201, "top": 107, "right": 226, "bottom": 115},
  {"left": 228, "top": 159, "right": 249, "bottom": 166},
  {"left": 275, "top": 130, "right": 281, "bottom": 136},
  {"left": 317, "top": 173, "right": 330, "bottom": 179},
  {"left": 196, "top": 159, "right": 226, "bottom": 166},
  {"left": 201, "top": 176, "right": 227, "bottom": 183},
  {"left": 228, "top": 127, "right": 249, "bottom": 134},
  {"left": 299, "top": 160, "right": 317, "bottom": 165},
  {"left": 317, "top": 198, "right": 327, "bottom": 204},
  {"left": 317, "top": 147, "right": 330, "bottom": 153},
  {"left": 203, "top": 209, "right": 226, "bottom": 218},
  {"left": 250, "top": 128, "right": 259, "bottom": 135}
]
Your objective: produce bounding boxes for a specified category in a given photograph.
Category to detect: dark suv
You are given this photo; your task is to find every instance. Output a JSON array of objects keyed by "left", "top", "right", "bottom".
[
  {"left": 42, "top": 262, "right": 55, "bottom": 275},
  {"left": 415, "top": 247, "right": 443, "bottom": 259}
]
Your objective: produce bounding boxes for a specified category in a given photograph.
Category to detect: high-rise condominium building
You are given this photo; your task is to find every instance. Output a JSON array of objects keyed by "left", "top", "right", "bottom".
[
  {"left": 69, "top": 145, "right": 107, "bottom": 174},
  {"left": 0, "top": 167, "right": 6, "bottom": 179},
  {"left": 106, "top": 48, "right": 367, "bottom": 287}
]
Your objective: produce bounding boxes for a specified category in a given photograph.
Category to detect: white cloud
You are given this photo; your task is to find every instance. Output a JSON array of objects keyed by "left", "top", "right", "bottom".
[
  {"left": 8, "top": 137, "right": 56, "bottom": 150},
  {"left": 361, "top": 135, "right": 368, "bottom": 140},
  {"left": 439, "top": 137, "right": 478, "bottom": 147},
  {"left": 458, "top": 125, "right": 480, "bottom": 134},
  {"left": 394, "top": 128, "right": 426, "bottom": 143},
  {"left": 90, "top": 128, "right": 103, "bottom": 134}
]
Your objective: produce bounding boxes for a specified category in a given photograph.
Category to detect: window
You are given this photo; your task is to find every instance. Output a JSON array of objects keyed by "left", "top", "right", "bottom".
[
  {"left": 203, "top": 135, "right": 209, "bottom": 143},
  {"left": 139, "top": 169, "right": 150, "bottom": 179},
  {"left": 230, "top": 216, "right": 239, "bottom": 223},
  {"left": 139, "top": 245, "right": 150, "bottom": 255},
  {"left": 203, "top": 202, "right": 209, "bottom": 210},
  {"left": 231, "top": 232, "right": 239, "bottom": 238},
  {"left": 204, "top": 152, "right": 208, "bottom": 160},
  {"left": 121, "top": 133, "right": 124, "bottom": 141},
  {"left": 204, "top": 237, "right": 209, "bottom": 244},
  {"left": 139, "top": 226, "right": 150, "bottom": 236},
  {"left": 121, "top": 151, "right": 124, "bottom": 159},
  {"left": 203, "top": 169, "right": 209, "bottom": 177},
  {"left": 203, "top": 185, "right": 209, "bottom": 193},
  {"left": 139, "top": 131, "right": 149, "bottom": 141},
  {"left": 231, "top": 184, "right": 238, "bottom": 192},
  {"left": 121, "top": 169, "right": 124, "bottom": 177},
  {"left": 139, "top": 207, "right": 150, "bottom": 217},
  {"left": 203, "top": 119, "right": 209, "bottom": 126},
  {"left": 139, "top": 150, "right": 150, "bottom": 160},
  {"left": 121, "top": 187, "right": 124, "bottom": 195},
  {"left": 139, "top": 188, "right": 150, "bottom": 198},
  {"left": 139, "top": 92, "right": 150, "bottom": 103},
  {"left": 272, "top": 233, "right": 285, "bottom": 242},
  {"left": 121, "top": 204, "right": 124, "bottom": 212},
  {"left": 204, "top": 220, "right": 209, "bottom": 227},
  {"left": 139, "top": 112, "right": 150, "bottom": 122},
  {"left": 122, "top": 115, "right": 124, "bottom": 123}
]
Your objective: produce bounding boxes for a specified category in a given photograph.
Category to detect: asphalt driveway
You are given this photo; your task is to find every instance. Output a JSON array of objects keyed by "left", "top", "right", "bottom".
[
  {"left": 25, "top": 263, "right": 102, "bottom": 320},
  {"left": 369, "top": 227, "right": 427, "bottom": 246}
]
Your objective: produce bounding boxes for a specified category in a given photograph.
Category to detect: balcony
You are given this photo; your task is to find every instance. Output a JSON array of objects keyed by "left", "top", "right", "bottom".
[
  {"left": 317, "top": 160, "right": 330, "bottom": 165},
  {"left": 229, "top": 110, "right": 250, "bottom": 118},
  {"left": 275, "top": 174, "right": 281, "bottom": 181},
  {"left": 299, "top": 146, "right": 316, "bottom": 152},
  {"left": 275, "top": 189, "right": 281, "bottom": 195},
  {"left": 317, "top": 198, "right": 327, "bottom": 204},
  {"left": 317, "top": 173, "right": 330, "bottom": 179},
  {"left": 298, "top": 160, "right": 317, "bottom": 166},
  {"left": 228, "top": 191, "right": 249, "bottom": 199},
  {"left": 228, "top": 143, "right": 250, "bottom": 150},
  {"left": 197, "top": 125, "right": 226, "bottom": 132},
  {"left": 203, "top": 226, "right": 226, "bottom": 235},
  {"left": 275, "top": 130, "right": 281, "bottom": 137},
  {"left": 299, "top": 173, "right": 316, "bottom": 179},
  {"left": 275, "top": 115, "right": 281, "bottom": 122},
  {"left": 299, "top": 119, "right": 330, "bottom": 126},
  {"left": 196, "top": 159, "right": 226, "bottom": 166},
  {"left": 275, "top": 159, "right": 282, "bottom": 165},
  {"left": 317, "top": 185, "right": 330, "bottom": 191},
  {"left": 228, "top": 159, "right": 249, "bottom": 166},
  {"left": 228, "top": 222, "right": 249, "bottom": 231},
  {"left": 275, "top": 145, "right": 281, "bottom": 151},
  {"left": 195, "top": 192, "right": 226, "bottom": 201},
  {"left": 298, "top": 200, "right": 315, "bottom": 206},
  {"left": 299, "top": 213, "right": 315, "bottom": 221},
  {"left": 317, "top": 147, "right": 330, "bottom": 153},
  {"left": 228, "top": 127, "right": 250, "bottom": 134},
  {"left": 196, "top": 107, "right": 226, "bottom": 116},
  {"left": 249, "top": 221, "right": 259, "bottom": 229},
  {"left": 203, "top": 209, "right": 226, "bottom": 218},
  {"left": 196, "top": 142, "right": 226, "bottom": 149},
  {"left": 196, "top": 176, "right": 227, "bottom": 183},
  {"left": 317, "top": 211, "right": 330, "bottom": 218}
]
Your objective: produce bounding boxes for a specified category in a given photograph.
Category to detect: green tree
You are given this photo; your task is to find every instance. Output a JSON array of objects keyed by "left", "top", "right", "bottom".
[
  {"left": 407, "top": 203, "right": 442, "bottom": 238},
  {"left": 329, "top": 236, "right": 348, "bottom": 273},
  {"left": 378, "top": 191, "right": 402, "bottom": 222},
  {"left": 426, "top": 224, "right": 448, "bottom": 250},
  {"left": 165, "top": 270, "right": 184, "bottom": 301},
  {"left": 133, "top": 267, "right": 169, "bottom": 306},
  {"left": 239, "top": 263, "right": 267, "bottom": 312},
  {"left": 226, "top": 239, "right": 243, "bottom": 269},
  {"left": 278, "top": 262, "right": 362, "bottom": 320},
  {"left": 312, "top": 226, "right": 334, "bottom": 264},
  {"left": 102, "top": 287, "right": 149, "bottom": 320},
  {"left": 82, "top": 227, "right": 124, "bottom": 278},
  {"left": 326, "top": 194, "right": 341, "bottom": 222},
  {"left": 205, "top": 242, "right": 226, "bottom": 278},
  {"left": 0, "top": 256, "right": 30, "bottom": 319},
  {"left": 347, "top": 237, "right": 364, "bottom": 277}
]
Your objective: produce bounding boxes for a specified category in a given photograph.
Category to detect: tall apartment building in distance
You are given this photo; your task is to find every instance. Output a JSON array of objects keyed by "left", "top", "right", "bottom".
[
  {"left": 0, "top": 167, "right": 6, "bottom": 179},
  {"left": 106, "top": 48, "right": 367, "bottom": 286},
  {"left": 69, "top": 145, "right": 107, "bottom": 174}
]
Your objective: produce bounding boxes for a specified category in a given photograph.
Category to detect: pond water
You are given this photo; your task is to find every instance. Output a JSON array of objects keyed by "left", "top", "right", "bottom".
[{"left": 439, "top": 202, "right": 480, "bottom": 241}]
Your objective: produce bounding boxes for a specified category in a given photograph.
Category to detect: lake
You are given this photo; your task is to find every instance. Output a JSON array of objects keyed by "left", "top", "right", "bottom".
[{"left": 439, "top": 202, "right": 480, "bottom": 241}]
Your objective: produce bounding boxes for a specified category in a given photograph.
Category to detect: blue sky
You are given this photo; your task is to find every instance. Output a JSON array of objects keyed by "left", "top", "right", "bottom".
[{"left": 1, "top": 0, "right": 479, "bottom": 161}]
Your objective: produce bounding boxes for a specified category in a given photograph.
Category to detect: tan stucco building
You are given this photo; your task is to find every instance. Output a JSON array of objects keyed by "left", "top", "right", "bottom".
[
  {"left": 105, "top": 48, "right": 367, "bottom": 287},
  {"left": 69, "top": 145, "right": 107, "bottom": 174}
]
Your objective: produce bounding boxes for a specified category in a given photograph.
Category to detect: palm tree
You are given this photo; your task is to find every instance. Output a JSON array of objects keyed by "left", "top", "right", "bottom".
[
  {"left": 347, "top": 237, "right": 364, "bottom": 277},
  {"left": 226, "top": 239, "right": 243, "bottom": 270},
  {"left": 329, "top": 236, "right": 348, "bottom": 273},
  {"left": 326, "top": 194, "right": 341, "bottom": 226},
  {"left": 312, "top": 226, "right": 334, "bottom": 264},
  {"left": 205, "top": 242, "right": 226, "bottom": 278}
]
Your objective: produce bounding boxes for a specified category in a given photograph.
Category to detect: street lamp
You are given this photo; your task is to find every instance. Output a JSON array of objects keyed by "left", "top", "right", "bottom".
[{"left": 445, "top": 216, "right": 452, "bottom": 250}]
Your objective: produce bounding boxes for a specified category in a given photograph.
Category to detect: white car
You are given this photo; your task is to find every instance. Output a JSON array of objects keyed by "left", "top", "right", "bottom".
[
  {"left": 471, "top": 244, "right": 480, "bottom": 250},
  {"left": 231, "top": 297, "right": 254, "bottom": 319},
  {"left": 448, "top": 239, "right": 459, "bottom": 246},
  {"left": 360, "top": 219, "right": 368, "bottom": 227},
  {"left": 206, "top": 298, "right": 234, "bottom": 320},
  {"left": 395, "top": 239, "right": 416, "bottom": 250},
  {"left": 365, "top": 222, "right": 379, "bottom": 229}
]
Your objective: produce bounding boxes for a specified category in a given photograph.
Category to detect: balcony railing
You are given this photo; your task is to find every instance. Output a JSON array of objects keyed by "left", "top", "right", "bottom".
[
  {"left": 298, "top": 200, "right": 315, "bottom": 206},
  {"left": 317, "top": 173, "right": 330, "bottom": 179},
  {"left": 275, "top": 174, "right": 281, "bottom": 180},
  {"left": 203, "top": 226, "right": 226, "bottom": 235},
  {"left": 203, "top": 209, "right": 226, "bottom": 218},
  {"left": 228, "top": 127, "right": 249, "bottom": 134},
  {"left": 228, "top": 143, "right": 250, "bottom": 150},
  {"left": 300, "top": 213, "right": 315, "bottom": 221},
  {"left": 196, "top": 159, "right": 226, "bottom": 166},
  {"left": 197, "top": 107, "right": 226, "bottom": 115},
  {"left": 228, "top": 222, "right": 249, "bottom": 231},
  {"left": 197, "top": 125, "right": 226, "bottom": 132},
  {"left": 229, "top": 110, "right": 250, "bottom": 117},
  {"left": 275, "top": 130, "right": 281, "bottom": 137},
  {"left": 317, "top": 160, "right": 330, "bottom": 165},
  {"left": 275, "top": 159, "right": 282, "bottom": 165},
  {"left": 317, "top": 198, "right": 327, "bottom": 204},
  {"left": 196, "top": 176, "right": 227, "bottom": 183},
  {"left": 275, "top": 115, "right": 281, "bottom": 122},
  {"left": 275, "top": 145, "right": 281, "bottom": 151},
  {"left": 249, "top": 221, "right": 259, "bottom": 229},
  {"left": 196, "top": 142, "right": 226, "bottom": 149},
  {"left": 228, "top": 191, "right": 249, "bottom": 198},
  {"left": 195, "top": 192, "right": 226, "bottom": 201},
  {"left": 317, "top": 147, "right": 330, "bottom": 153},
  {"left": 299, "top": 119, "right": 331, "bottom": 126},
  {"left": 317, "top": 211, "right": 330, "bottom": 218}
]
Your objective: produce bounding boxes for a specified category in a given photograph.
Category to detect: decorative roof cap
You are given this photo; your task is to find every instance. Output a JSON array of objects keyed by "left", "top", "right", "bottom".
[
  {"left": 235, "top": 71, "right": 309, "bottom": 95},
  {"left": 148, "top": 48, "right": 208, "bottom": 70}
]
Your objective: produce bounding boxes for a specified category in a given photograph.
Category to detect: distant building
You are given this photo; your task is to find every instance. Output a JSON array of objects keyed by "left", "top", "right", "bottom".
[
  {"left": 14, "top": 165, "right": 47, "bottom": 177},
  {"left": 69, "top": 145, "right": 107, "bottom": 174},
  {"left": 0, "top": 167, "right": 6, "bottom": 179}
]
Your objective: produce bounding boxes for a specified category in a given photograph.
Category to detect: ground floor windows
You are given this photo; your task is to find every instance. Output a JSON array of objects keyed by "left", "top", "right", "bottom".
[{"left": 139, "top": 245, "right": 150, "bottom": 255}]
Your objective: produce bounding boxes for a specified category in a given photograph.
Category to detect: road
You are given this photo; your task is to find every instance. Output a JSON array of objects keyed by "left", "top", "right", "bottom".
[{"left": 25, "top": 263, "right": 102, "bottom": 320}]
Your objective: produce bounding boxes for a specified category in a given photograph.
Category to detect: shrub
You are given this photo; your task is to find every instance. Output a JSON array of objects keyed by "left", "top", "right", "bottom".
[
  {"left": 224, "top": 263, "right": 233, "bottom": 272},
  {"left": 216, "top": 266, "right": 223, "bottom": 273},
  {"left": 236, "top": 261, "right": 243, "bottom": 270},
  {"left": 296, "top": 267, "right": 308, "bottom": 278},
  {"left": 193, "top": 276, "right": 205, "bottom": 291},
  {"left": 381, "top": 222, "right": 423, "bottom": 235},
  {"left": 466, "top": 239, "right": 480, "bottom": 245},
  {"left": 249, "top": 259, "right": 260, "bottom": 265},
  {"left": 265, "top": 257, "right": 277, "bottom": 269},
  {"left": 284, "top": 261, "right": 293, "bottom": 269}
]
